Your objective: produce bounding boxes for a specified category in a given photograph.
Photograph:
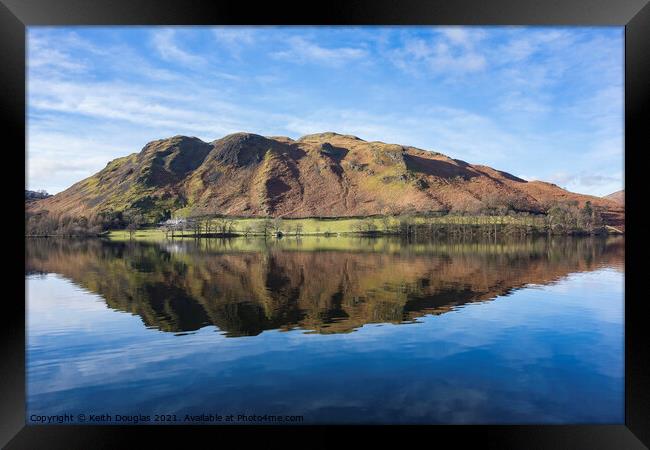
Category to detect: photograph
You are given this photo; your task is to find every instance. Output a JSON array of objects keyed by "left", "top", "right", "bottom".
[{"left": 22, "top": 24, "right": 629, "bottom": 427}]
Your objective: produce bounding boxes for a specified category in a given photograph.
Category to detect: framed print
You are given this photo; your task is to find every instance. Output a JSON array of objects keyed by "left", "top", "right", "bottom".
[{"left": 2, "top": 0, "right": 649, "bottom": 448}]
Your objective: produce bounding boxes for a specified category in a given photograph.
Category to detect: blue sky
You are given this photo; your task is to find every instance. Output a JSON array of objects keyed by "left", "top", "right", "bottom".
[{"left": 27, "top": 26, "right": 623, "bottom": 196}]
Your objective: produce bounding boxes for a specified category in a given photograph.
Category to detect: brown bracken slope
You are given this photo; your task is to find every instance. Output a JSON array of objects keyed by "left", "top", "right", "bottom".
[{"left": 27, "top": 132, "right": 625, "bottom": 227}]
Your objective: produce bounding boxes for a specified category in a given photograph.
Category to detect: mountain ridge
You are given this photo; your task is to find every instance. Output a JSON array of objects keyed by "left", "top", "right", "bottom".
[{"left": 27, "top": 132, "right": 625, "bottom": 229}]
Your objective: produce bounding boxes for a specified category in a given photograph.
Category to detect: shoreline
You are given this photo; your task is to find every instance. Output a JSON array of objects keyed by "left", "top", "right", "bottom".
[
  {"left": 26, "top": 212, "right": 624, "bottom": 239},
  {"left": 25, "top": 227, "right": 623, "bottom": 240}
]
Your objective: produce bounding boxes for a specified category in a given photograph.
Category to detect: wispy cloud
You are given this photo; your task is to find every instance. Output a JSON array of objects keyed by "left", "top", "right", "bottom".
[
  {"left": 272, "top": 36, "right": 367, "bottom": 66},
  {"left": 389, "top": 27, "right": 487, "bottom": 76},
  {"left": 26, "top": 132, "right": 125, "bottom": 193},
  {"left": 151, "top": 29, "right": 204, "bottom": 67},
  {"left": 279, "top": 105, "right": 519, "bottom": 165},
  {"left": 28, "top": 32, "right": 89, "bottom": 74},
  {"left": 28, "top": 76, "right": 263, "bottom": 134},
  {"left": 213, "top": 27, "right": 256, "bottom": 46},
  {"left": 498, "top": 91, "right": 551, "bottom": 114},
  {"left": 497, "top": 29, "right": 574, "bottom": 64},
  {"left": 438, "top": 26, "right": 486, "bottom": 48},
  {"left": 546, "top": 171, "right": 623, "bottom": 197},
  {"left": 211, "top": 27, "right": 259, "bottom": 60}
]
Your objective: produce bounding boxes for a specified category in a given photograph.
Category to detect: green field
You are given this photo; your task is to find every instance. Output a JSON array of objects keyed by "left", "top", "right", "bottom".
[{"left": 108, "top": 214, "right": 550, "bottom": 241}]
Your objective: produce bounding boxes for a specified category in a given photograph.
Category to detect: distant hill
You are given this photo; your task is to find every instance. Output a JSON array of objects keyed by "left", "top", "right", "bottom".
[
  {"left": 26, "top": 132, "right": 625, "bottom": 228},
  {"left": 604, "top": 190, "right": 624, "bottom": 206},
  {"left": 25, "top": 189, "right": 52, "bottom": 202}
]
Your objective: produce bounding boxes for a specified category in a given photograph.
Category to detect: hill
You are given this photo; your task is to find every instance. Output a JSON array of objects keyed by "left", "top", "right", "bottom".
[
  {"left": 25, "top": 189, "right": 52, "bottom": 202},
  {"left": 26, "top": 132, "right": 625, "bottom": 229},
  {"left": 604, "top": 190, "right": 624, "bottom": 206}
]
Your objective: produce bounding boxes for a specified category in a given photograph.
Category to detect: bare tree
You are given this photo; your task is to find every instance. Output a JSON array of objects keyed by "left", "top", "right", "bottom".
[
  {"left": 380, "top": 215, "right": 392, "bottom": 233},
  {"left": 272, "top": 217, "right": 283, "bottom": 236},
  {"left": 353, "top": 218, "right": 377, "bottom": 234},
  {"left": 189, "top": 218, "right": 202, "bottom": 237},
  {"left": 397, "top": 214, "right": 415, "bottom": 235},
  {"left": 124, "top": 211, "right": 143, "bottom": 239},
  {"left": 256, "top": 219, "right": 273, "bottom": 236},
  {"left": 225, "top": 218, "right": 236, "bottom": 235}
]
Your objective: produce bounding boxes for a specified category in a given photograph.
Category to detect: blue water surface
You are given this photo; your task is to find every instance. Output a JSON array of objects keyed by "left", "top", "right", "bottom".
[{"left": 26, "top": 237, "right": 624, "bottom": 425}]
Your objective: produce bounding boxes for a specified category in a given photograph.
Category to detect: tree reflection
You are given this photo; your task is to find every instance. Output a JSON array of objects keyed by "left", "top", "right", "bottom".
[{"left": 26, "top": 236, "right": 624, "bottom": 336}]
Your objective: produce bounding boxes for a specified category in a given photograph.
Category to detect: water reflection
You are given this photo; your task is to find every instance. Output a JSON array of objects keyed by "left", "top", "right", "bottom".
[{"left": 25, "top": 236, "right": 624, "bottom": 337}]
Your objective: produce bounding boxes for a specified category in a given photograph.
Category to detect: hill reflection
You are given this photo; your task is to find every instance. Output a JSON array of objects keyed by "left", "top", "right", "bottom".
[{"left": 26, "top": 236, "right": 624, "bottom": 336}]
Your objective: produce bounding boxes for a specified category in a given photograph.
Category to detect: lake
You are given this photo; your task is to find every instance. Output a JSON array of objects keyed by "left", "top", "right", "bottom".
[{"left": 25, "top": 235, "right": 624, "bottom": 424}]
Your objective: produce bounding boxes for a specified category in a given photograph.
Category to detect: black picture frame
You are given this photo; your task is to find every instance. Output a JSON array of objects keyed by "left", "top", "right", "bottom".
[{"left": 3, "top": 0, "right": 648, "bottom": 448}]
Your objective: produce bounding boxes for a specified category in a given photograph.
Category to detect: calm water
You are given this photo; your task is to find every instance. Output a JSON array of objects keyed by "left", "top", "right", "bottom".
[{"left": 26, "top": 236, "right": 624, "bottom": 424}]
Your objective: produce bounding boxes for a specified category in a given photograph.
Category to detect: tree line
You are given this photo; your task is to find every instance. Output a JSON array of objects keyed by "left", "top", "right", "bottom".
[
  {"left": 26, "top": 198, "right": 606, "bottom": 237},
  {"left": 25, "top": 209, "right": 148, "bottom": 237},
  {"left": 352, "top": 199, "right": 605, "bottom": 237}
]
